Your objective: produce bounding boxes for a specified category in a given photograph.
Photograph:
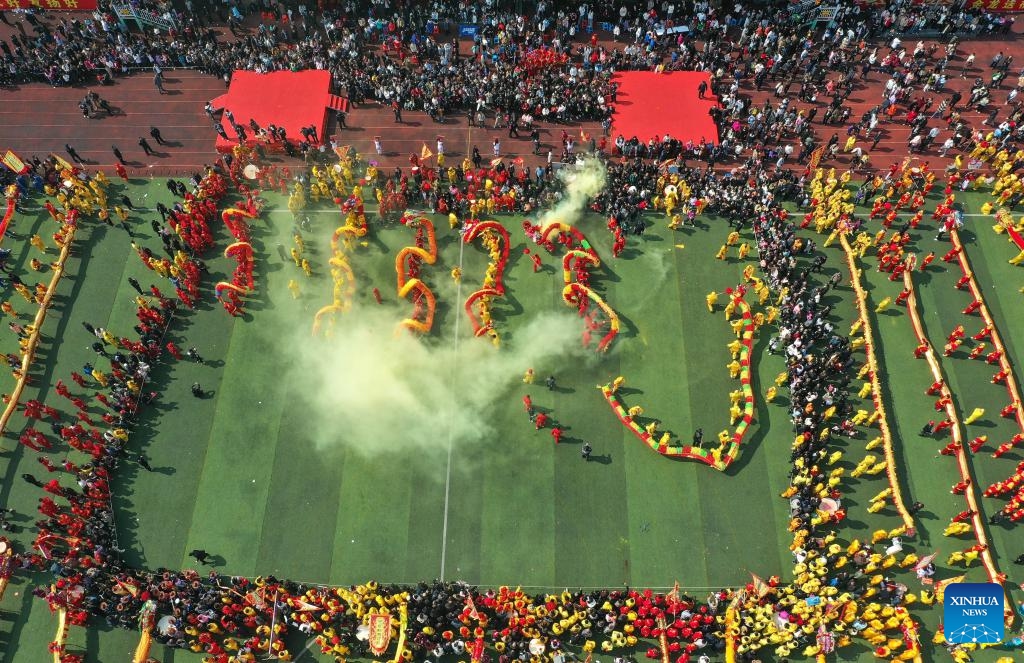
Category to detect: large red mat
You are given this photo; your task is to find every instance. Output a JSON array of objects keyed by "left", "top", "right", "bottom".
[
  {"left": 611, "top": 71, "right": 719, "bottom": 146},
  {"left": 210, "top": 70, "right": 348, "bottom": 153}
]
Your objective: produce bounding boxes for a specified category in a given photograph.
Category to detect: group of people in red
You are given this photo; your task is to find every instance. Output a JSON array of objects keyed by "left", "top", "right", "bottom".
[
  {"left": 522, "top": 387, "right": 566, "bottom": 448},
  {"left": 939, "top": 324, "right": 1003, "bottom": 364},
  {"left": 520, "top": 46, "right": 569, "bottom": 77},
  {"left": 169, "top": 192, "right": 218, "bottom": 254},
  {"left": 875, "top": 231, "right": 912, "bottom": 281},
  {"left": 606, "top": 216, "right": 627, "bottom": 257}
]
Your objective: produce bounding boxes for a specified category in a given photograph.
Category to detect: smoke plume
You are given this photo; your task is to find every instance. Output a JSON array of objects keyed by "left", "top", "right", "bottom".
[
  {"left": 535, "top": 158, "right": 607, "bottom": 231},
  {"left": 290, "top": 159, "right": 609, "bottom": 459},
  {"left": 293, "top": 306, "right": 588, "bottom": 457}
]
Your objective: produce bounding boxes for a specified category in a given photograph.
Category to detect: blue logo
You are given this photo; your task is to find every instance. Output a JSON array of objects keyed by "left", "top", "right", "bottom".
[{"left": 944, "top": 583, "right": 1004, "bottom": 644}]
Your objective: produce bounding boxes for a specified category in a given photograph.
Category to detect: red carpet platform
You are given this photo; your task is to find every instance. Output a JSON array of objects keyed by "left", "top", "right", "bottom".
[
  {"left": 209, "top": 70, "right": 348, "bottom": 153},
  {"left": 611, "top": 71, "right": 719, "bottom": 146}
]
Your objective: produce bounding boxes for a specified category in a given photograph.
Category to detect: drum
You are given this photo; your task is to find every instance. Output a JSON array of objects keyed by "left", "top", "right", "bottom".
[
  {"left": 818, "top": 498, "right": 840, "bottom": 514},
  {"left": 157, "top": 615, "right": 177, "bottom": 636}
]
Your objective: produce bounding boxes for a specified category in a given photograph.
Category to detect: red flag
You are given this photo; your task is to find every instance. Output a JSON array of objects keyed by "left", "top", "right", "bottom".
[
  {"left": 466, "top": 595, "right": 481, "bottom": 621},
  {"left": 808, "top": 146, "right": 826, "bottom": 170},
  {"left": 666, "top": 581, "right": 680, "bottom": 605},
  {"left": 113, "top": 578, "right": 140, "bottom": 598}
]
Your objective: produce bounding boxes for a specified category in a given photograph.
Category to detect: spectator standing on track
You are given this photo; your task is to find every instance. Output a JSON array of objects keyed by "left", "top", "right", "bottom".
[
  {"left": 962, "top": 53, "right": 976, "bottom": 77},
  {"left": 111, "top": 145, "right": 125, "bottom": 164},
  {"left": 65, "top": 144, "right": 85, "bottom": 165},
  {"left": 138, "top": 137, "right": 155, "bottom": 156},
  {"left": 154, "top": 70, "right": 166, "bottom": 94},
  {"left": 150, "top": 127, "right": 167, "bottom": 146}
]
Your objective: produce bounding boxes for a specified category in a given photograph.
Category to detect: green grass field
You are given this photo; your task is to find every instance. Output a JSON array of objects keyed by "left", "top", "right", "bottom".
[{"left": 1, "top": 177, "right": 1024, "bottom": 662}]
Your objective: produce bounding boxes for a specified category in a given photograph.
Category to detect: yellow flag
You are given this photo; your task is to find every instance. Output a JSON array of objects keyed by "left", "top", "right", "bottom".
[
  {"left": 51, "top": 153, "right": 73, "bottom": 172},
  {"left": 750, "top": 572, "right": 769, "bottom": 598},
  {"left": 1, "top": 150, "right": 26, "bottom": 173},
  {"left": 420, "top": 144, "right": 433, "bottom": 160}
]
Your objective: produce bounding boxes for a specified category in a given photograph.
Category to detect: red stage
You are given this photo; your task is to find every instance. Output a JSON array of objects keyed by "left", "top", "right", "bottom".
[
  {"left": 209, "top": 70, "right": 348, "bottom": 153},
  {"left": 611, "top": 71, "right": 719, "bottom": 146}
]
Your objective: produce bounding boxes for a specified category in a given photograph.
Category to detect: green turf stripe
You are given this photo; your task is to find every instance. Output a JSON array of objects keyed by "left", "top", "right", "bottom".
[
  {"left": 470, "top": 250, "right": 559, "bottom": 587},
  {"left": 748, "top": 339, "right": 799, "bottom": 582},
  {"left": 404, "top": 457, "right": 446, "bottom": 583},
  {"left": 552, "top": 282, "right": 631, "bottom": 588},
  {"left": 180, "top": 314, "right": 286, "bottom": 575},
  {"left": 858, "top": 263, "right": 962, "bottom": 546},
  {"left": 619, "top": 239, "right": 709, "bottom": 589},
  {"left": 253, "top": 368, "right": 343, "bottom": 582},
  {"left": 329, "top": 449, "right": 416, "bottom": 585},
  {"left": 969, "top": 222, "right": 1024, "bottom": 373}
]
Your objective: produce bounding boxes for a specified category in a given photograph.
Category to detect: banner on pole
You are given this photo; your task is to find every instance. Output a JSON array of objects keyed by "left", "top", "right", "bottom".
[
  {"left": 1, "top": 150, "right": 27, "bottom": 174},
  {"left": 368, "top": 613, "right": 394, "bottom": 656},
  {"left": 808, "top": 145, "right": 826, "bottom": 170},
  {"left": 969, "top": 0, "right": 1024, "bottom": 11},
  {"left": 2, "top": 0, "right": 97, "bottom": 10}
]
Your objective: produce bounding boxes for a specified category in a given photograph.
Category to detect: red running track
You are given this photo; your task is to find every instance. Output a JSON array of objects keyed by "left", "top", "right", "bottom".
[
  {"left": 0, "top": 20, "right": 1020, "bottom": 176},
  {"left": 0, "top": 69, "right": 226, "bottom": 176}
]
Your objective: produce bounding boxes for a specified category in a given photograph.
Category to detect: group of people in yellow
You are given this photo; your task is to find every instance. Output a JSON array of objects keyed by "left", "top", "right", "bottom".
[
  {"left": 281, "top": 152, "right": 371, "bottom": 336},
  {"left": 792, "top": 160, "right": 1024, "bottom": 661},
  {"left": 1, "top": 171, "right": 101, "bottom": 428}
]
